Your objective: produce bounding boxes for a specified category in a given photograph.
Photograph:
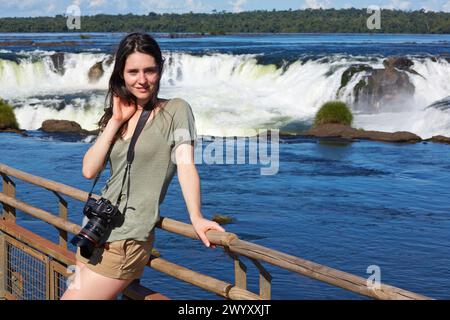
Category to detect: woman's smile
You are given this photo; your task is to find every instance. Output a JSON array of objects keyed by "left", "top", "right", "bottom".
[
  {"left": 123, "top": 51, "right": 160, "bottom": 102},
  {"left": 135, "top": 86, "right": 149, "bottom": 93}
]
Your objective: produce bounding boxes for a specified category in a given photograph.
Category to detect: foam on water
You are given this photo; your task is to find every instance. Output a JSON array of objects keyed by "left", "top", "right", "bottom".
[{"left": 1, "top": 51, "right": 449, "bottom": 137}]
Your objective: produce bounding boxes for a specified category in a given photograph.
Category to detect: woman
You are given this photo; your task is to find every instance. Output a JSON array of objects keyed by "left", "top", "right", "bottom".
[{"left": 61, "top": 33, "right": 225, "bottom": 300}]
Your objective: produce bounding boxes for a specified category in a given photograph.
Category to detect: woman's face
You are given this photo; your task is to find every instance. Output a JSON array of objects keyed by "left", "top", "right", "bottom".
[{"left": 123, "top": 51, "right": 160, "bottom": 105}]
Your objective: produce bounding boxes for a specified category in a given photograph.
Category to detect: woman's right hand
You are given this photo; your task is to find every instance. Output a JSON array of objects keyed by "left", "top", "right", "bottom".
[{"left": 112, "top": 95, "right": 137, "bottom": 124}]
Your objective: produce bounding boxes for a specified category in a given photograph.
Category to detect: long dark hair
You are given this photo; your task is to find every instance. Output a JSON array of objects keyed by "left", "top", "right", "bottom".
[{"left": 98, "top": 33, "right": 165, "bottom": 140}]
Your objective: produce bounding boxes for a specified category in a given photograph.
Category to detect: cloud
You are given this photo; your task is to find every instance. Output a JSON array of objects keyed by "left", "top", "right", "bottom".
[
  {"left": 382, "top": 0, "right": 411, "bottom": 10},
  {"left": 303, "top": 0, "right": 330, "bottom": 9},
  {"left": 443, "top": 1, "right": 450, "bottom": 12},
  {"left": 184, "top": 0, "right": 212, "bottom": 12},
  {"left": 139, "top": 0, "right": 174, "bottom": 12},
  {"left": 4, "top": 0, "right": 41, "bottom": 10},
  {"left": 88, "top": 0, "right": 106, "bottom": 8},
  {"left": 115, "top": 0, "right": 128, "bottom": 11},
  {"left": 228, "top": 0, "right": 247, "bottom": 13},
  {"left": 47, "top": 3, "right": 56, "bottom": 13}
]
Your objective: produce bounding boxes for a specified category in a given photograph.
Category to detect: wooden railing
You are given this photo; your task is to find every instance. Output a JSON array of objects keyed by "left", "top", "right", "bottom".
[{"left": 0, "top": 163, "right": 432, "bottom": 300}]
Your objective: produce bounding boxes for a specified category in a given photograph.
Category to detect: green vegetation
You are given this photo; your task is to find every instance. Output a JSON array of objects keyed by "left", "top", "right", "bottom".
[
  {"left": 0, "top": 99, "right": 19, "bottom": 130},
  {"left": 0, "top": 9, "right": 448, "bottom": 33},
  {"left": 339, "top": 65, "right": 373, "bottom": 91},
  {"left": 314, "top": 101, "right": 353, "bottom": 127},
  {"left": 150, "top": 248, "right": 161, "bottom": 258}
]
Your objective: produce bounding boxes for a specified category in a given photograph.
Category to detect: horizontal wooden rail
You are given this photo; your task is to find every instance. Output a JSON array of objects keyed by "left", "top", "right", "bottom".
[
  {"left": 227, "top": 239, "right": 430, "bottom": 300},
  {"left": 0, "top": 192, "right": 81, "bottom": 236},
  {"left": 0, "top": 163, "right": 92, "bottom": 202},
  {"left": 156, "top": 216, "right": 431, "bottom": 300},
  {"left": 0, "top": 192, "right": 259, "bottom": 300},
  {"left": 148, "top": 257, "right": 260, "bottom": 300},
  {"left": 0, "top": 162, "right": 433, "bottom": 300}
]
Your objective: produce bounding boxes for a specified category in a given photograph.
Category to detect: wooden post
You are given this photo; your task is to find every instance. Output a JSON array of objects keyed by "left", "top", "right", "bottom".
[
  {"left": 251, "top": 259, "right": 272, "bottom": 300},
  {"left": 1, "top": 173, "right": 16, "bottom": 222},
  {"left": 53, "top": 192, "right": 68, "bottom": 249},
  {"left": 225, "top": 248, "right": 247, "bottom": 290},
  {"left": 0, "top": 232, "right": 5, "bottom": 300}
]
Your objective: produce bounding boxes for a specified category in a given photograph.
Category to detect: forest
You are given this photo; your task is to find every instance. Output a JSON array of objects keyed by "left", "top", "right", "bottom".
[{"left": 0, "top": 8, "right": 449, "bottom": 34}]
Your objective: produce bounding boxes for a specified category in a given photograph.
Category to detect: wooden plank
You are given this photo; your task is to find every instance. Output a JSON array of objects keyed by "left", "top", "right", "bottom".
[
  {"left": 4, "top": 291, "right": 17, "bottom": 300},
  {"left": 0, "top": 232, "right": 5, "bottom": 300},
  {"left": 11, "top": 271, "right": 23, "bottom": 299},
  {"left": 55, "top": 193, "right": 68, "bottom": 250},
  {"left": 123, "top": 280, "right": 170, "bottom": 300},
  {"left": 0, "top": 163, "right": 89, "bottom": 202},
  {"left": 0, "top": 193, "right": 81, "bottom": 236},
  {"left": 0, "top": 220, "right": 76, "bottom": 267},
  {"left": 225, "top": 248, "right": 247, "bottom": 290},
  {"left": 1, "top": 173, "right": 16, "bottom": 222},
  {"left": 148, "top": 257, "right": 260, "bottom": 300},
  {"left": 251, "top": 259, "right": 272, "bottom": 300}
]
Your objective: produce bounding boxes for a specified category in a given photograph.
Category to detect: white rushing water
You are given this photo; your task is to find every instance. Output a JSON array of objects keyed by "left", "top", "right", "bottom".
[{"left": 1, "top": 51, "right": 449, "bottom": 138}]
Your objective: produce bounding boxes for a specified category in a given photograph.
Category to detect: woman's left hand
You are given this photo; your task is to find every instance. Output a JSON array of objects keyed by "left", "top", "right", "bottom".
[{"left": 191, "top": 217, "right": 226, "bottom": 248}]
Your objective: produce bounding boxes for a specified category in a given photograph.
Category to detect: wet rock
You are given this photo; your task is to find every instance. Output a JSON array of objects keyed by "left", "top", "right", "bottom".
[
  {"left": 103, "top": 55, "right": 115, "bottom": 67},
  {"left": 88, "top": 61, "right": 104, "bottom": 83},
  {"left": 338, "top": 64, "right": 373, "bottom": 92},
  {"left": 383, "top": 57, "right": 414, "bottom": 71},
  {"left": 40, "top": 119, "right": 83, "bottom": 133},
  {"left": 0, "top": 40, "right": 34, "bottom": 46},
  {"left": 302, "top": 124, "right": 422, "bottom": 143},
  {"left": 40, "top": 119, "right": 99, "bottom": 136},
  {"left": 36, "top": 41, "right": 78, "bottom": 47},
  {"left": 0, "top": 128, "right": 27, "bottom": 135},
  {"left": 339, "top": 57, "right": 421, "bottom": 112},
  {"left": 50, "top": 52, "right": 65, "bottom": 75},
  {"left": 354, "top": 64, "right": 415, "bottom": 112},
  {"left": 427, "top": 135, "right": 450, "bottom": 144},
  {"left": 212, "top": 214, "right": 234, "bottom": 225}
]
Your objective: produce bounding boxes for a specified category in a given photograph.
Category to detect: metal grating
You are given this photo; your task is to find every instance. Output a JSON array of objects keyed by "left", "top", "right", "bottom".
[
  {"left": 50, "top": 261, "right": 71, "bottom": 300},
  {"left": 5, "top": 236, "right": 49, "bottom": 300}
]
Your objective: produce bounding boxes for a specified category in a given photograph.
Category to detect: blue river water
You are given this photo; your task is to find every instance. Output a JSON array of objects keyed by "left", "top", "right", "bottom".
[
  {"left": 2, "top": 32, "right": 450, "bottom": 57},
  {"left": 0, "top": 130, "right": 449, "bottom": 299},
  {"left": 0, "top": 32, "right": 449, "bottom": 299}
]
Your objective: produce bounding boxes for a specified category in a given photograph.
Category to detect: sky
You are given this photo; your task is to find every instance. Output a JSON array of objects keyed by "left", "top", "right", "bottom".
[{"left": 0, "top": 0, "right": 449, "bottom": 18}]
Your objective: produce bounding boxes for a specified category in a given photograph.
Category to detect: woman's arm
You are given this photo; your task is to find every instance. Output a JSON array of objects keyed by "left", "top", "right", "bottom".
[
  {"left": 83, "top": 96, "right": 136, "bottom": 179},
  {"left": 175, "top": 143, "right": 225, "bottom": 247},
  {"left": 82, "top": 119, "right": 122, "bottom": 179}
]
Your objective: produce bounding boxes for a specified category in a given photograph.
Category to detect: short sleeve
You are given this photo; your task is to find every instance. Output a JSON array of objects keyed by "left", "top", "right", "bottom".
[{"left": 171, "top": 100, "right": 197, "bottom": 151}]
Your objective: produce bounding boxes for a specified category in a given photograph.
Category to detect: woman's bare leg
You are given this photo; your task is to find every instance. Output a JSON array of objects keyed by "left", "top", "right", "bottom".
[{"left": 60, "top": 263, "right": 133, "bottom": 300}]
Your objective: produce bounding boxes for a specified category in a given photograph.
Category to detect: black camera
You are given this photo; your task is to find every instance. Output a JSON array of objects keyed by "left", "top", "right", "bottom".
[{"left": 70, "top": 197, "right": 121, "bottom": 259}]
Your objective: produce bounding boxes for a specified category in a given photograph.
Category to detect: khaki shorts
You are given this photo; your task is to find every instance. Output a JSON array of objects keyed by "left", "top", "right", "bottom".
[{"left": 75, "top": 235, "right": 154, "bottom": 280}]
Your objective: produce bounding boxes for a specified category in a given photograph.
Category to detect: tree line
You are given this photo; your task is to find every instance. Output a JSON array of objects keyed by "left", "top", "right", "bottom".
[{"left": 0, "top": 8, "right": 449, "bottom": 34}]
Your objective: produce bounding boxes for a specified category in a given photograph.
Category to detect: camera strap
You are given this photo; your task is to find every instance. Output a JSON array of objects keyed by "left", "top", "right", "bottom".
[
  {"left": 87, "top": 107, "right": 154, "bottom": 208},
  {"left": 115, "top": 108, "right": 153, "bottom": 208}
]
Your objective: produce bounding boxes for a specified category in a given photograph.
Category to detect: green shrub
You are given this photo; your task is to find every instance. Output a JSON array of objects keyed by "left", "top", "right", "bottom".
[
  {"left": 0, "top": 99, "right": 19, "bottom": 130},
  {"left": 314, "top": 101, "right": 353, "bottom": 127}
]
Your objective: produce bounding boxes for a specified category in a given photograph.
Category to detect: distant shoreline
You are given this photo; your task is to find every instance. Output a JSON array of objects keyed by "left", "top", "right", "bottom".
[{"left": 0, "top": 9, "right": 449, "bottom": 34}]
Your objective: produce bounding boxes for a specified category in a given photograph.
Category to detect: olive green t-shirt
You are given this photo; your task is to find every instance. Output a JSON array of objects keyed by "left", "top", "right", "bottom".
[{"left": 99, "top": 98, "right": 197, "bottom": 242}]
